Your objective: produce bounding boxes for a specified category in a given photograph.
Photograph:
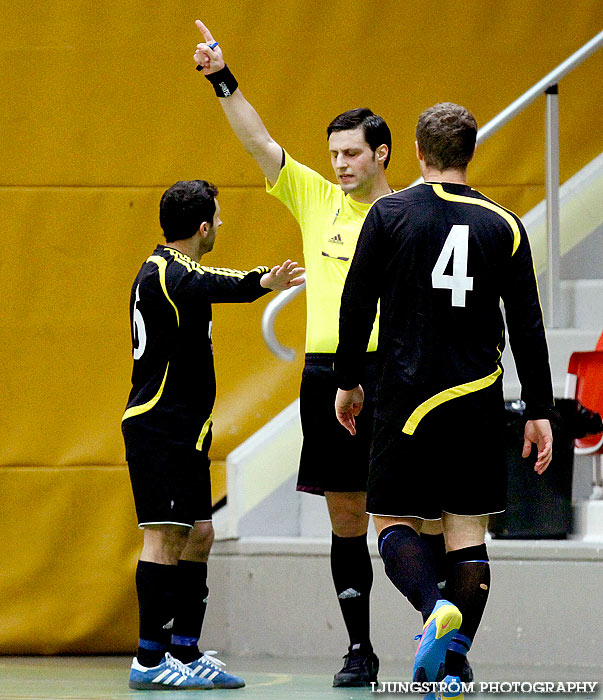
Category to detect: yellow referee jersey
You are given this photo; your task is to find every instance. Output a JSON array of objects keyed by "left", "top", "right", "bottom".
[{"left": 267, "top": 151, "right": 379, "bottom": 354}]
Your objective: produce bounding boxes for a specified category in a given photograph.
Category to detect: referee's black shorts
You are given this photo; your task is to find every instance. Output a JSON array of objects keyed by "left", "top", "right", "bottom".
[
  {"left": 297, "top": 352, "right": 378, "bottom": 496},
  {"left": 367, "top": 384, "right": 507, "bottom": 519},
  {"left": 122, "top": 421, "right": 213, "bottom": 528}
]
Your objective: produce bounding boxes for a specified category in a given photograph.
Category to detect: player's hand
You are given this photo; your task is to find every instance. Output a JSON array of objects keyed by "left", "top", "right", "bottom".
[
  {"left": 522, "top": 419, "right": 553, "bottom": 474},
  {"left": 335, "top": 386, "right": 364, "bottom": 436},
  {"left": 260, "top": 260, "right": 305, "bottom": 291},
  {"left": 194, "top": 20, "right": 225, "bottom": 74}
]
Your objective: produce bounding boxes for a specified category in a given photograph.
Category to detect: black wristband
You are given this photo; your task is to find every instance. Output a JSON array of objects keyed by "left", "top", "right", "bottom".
[{"left": 203, "top": 65, "right": 238, "bottom": 98}]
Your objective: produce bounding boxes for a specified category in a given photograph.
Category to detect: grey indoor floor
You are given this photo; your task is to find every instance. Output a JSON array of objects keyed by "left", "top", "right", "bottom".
[{"left": 0, "top": 655, "right": 600, "bottom": 700}]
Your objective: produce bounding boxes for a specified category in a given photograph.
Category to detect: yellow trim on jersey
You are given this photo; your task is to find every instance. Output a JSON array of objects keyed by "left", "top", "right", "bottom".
[
  {"left": 196, "top": 413, "right": 213, "bottom": 451},
  {"left": 164, "top": 247, "right": 199, "bottom": 273},
  {"left": 122, "top": 363, "right": 170, "bottom": 421},
  {"left": 402, "top": 366, "right": 503, "bottom": 436},
  {"left": 148, "top": 255, "right": 180, "bottom": 325},
  {"left": 431, "top": 183, "right": 521, "bottom": 255},
  {"left": 164, "top": 248, "right": 266, "bottom": 279},
  {"left": 122, "top": 255, "right": 180, "bottom": 422},
  {"left": 201, "top": 266, "right": 245, "bottom": 278}
]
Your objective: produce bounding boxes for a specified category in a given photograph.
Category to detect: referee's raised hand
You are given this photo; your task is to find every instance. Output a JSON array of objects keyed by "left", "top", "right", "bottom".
[{"left": 194, "top": 20, "right": 225, "bottom": 74}]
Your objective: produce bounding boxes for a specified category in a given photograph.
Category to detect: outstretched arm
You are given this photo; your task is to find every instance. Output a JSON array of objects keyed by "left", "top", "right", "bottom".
[
  {"left": 260, "top": 260, "right": 305, "bottom": 291},
  {"left": 202, "top": 261, "right": 303, "bottom": 303},
  {"left": 194, "top": 20, "right": 284, "bottom": 185}
]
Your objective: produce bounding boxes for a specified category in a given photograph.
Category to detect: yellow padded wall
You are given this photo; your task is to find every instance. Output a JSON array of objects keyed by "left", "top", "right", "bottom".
[
  {"left": 0, "top": 466, "right": 140, "bottom": 653},
  {"left": 0, "top": 0, "right": 601, "bottom": 652},
  {"left": 3, "top": 1, "right": 601, "bottom": 196}
]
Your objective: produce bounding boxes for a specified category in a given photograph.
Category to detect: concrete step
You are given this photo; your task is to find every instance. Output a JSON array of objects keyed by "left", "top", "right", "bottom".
[{"left": 203, "top": 536, "right": 603, "bottom": 669}]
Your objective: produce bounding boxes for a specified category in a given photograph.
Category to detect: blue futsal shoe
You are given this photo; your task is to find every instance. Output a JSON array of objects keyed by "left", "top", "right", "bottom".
[
  {"left": 187, "top": 650, "right": 245, "bottom": 688},
  {"left": 436, "top": 674, "right": 464, "bottom": 699},
  {"left": 129, "top": 652, "right": 214, "bottom": 690},
  {"left": 413, "top": 600, "right": 462, "bottom": 682}
]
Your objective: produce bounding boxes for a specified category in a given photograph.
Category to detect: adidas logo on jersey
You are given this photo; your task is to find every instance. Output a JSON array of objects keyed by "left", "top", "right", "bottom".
[
  {"left": 328, "top": 233, "right": 344, "bottom": 245},
  {"left": 338, "top": 587, "right": 362, "bottom": 600}
]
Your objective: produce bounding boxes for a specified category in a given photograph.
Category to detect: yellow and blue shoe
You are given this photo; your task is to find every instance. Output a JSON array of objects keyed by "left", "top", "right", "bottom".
[
  {"left": 413, "top": 600, "right": 462, "bottom": 682},
  {"left": 186, "top": 650, "right": 245, "bottom": 689},
  {"left": 436, "top": 674, "right": 464, "bottom": 699}
]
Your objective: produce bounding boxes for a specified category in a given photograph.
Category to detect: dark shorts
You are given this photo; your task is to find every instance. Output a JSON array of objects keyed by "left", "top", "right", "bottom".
[
  {"left": 122, "top": 422, "right": 213, "bottom": 528},
  {"left": 297, "top": 353, "right": 378, "bottom": 496},
  {"left": 367, "top": 386, "right": 507, "bottom": 519}
]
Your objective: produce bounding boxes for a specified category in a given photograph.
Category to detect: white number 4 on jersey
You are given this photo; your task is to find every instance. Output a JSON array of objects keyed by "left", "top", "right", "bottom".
[{"left": 431, "top": 224, "right": 474, "bottom": 307}]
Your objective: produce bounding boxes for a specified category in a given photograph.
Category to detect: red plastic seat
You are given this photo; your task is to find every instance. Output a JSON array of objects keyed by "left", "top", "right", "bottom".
[{"left": 565, "top": 330, "right": 603, "bottom": 499}]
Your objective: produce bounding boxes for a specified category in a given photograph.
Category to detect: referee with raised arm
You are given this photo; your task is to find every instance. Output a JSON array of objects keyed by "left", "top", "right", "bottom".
[
  {"left": 335, "top": 103, "right": 554, "bottom": 697},
  {"left": 123, "top": 180, "right": 303, "bottom": 690},
  {"left": 192, "top": 19, "right": 462, "bottom": 687}
]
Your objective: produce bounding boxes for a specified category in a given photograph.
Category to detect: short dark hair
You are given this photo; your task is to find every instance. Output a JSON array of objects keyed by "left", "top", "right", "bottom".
[
  {"left": 327, "top": 108, "right": 392, "bottom": 169},
  {"left": 416, "top": 103, "right": 477, "bottom": 171},
  {"left": 159, "top": 180, "right": 219, "bottom": 242}
]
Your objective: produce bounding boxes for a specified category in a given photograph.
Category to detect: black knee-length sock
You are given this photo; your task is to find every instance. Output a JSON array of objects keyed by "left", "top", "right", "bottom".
[
  {"left": 378, "top": 525, "right": 442, "bottom": 622},
  {"left": 420, "top": 532, "right": 448, "bottom": 591},
  {"left": 136, "top": 560, "right": 178, "bottom": 667},
  {"left": 170, "top": 560, "right": 209, "bottom": 663},
  {"left": 444, "top": 544, "right": 490, "bottom": 677},
  {"left": 330, "top": 532, "right": 373, "bottom": 649}
]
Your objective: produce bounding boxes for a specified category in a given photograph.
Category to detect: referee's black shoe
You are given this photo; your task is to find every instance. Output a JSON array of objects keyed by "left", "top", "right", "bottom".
[{"left": 332, "top": 643, "right": 379, "bottom": 687}]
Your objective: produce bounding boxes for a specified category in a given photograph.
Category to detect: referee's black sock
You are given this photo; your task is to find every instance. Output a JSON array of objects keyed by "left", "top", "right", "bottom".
[
  {"left": 378, "top": 524, "right": 441, "bottom": 622},
  {"left": 330, "top": 532, "right": 373, "bottom": 650},
  {"left": 170, "top": 560, "right": 209, "bottom": 664},
  {"left": 420, "top": 532, "right": 447, "bottom": 591},
  {"left": 136, "top": 560, "right": 178, "bottom": 668},
  {"left": 444, "top": 544, "right": 490, "bottom": 677}
]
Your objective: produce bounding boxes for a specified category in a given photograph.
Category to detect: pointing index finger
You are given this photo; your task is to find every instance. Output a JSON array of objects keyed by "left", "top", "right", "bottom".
[{"left": 195, "top": 19, "right": 215, "bottom": 44}]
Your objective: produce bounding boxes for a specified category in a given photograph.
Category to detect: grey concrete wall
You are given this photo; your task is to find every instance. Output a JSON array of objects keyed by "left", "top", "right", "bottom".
[
  {"left": 238, "top": 475, "right": 301, "bottom": 537},
  {"left": 229, "top": 451, "right": 596, "bottom": 539},
  {"left": 202, "top": 538, "right": 603, "bottom": 673},
  {"left": 561, "top": 226, "right": 603, "bottom": 280}
]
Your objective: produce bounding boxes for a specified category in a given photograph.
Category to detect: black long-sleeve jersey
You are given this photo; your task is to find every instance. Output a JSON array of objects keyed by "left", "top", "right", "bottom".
[
  {"left": 122, "top": 244, "right": 270, "bottom": 446},
  {"left": 335, "top": 182, "right": 554, "bottom": 434}
]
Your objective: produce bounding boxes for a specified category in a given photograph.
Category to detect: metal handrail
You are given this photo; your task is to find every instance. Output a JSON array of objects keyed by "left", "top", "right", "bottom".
[
  {"left": 261, "top": 278, "right": 306, "bottom": 361},
  {"left": 263, "top": 30, "right": 603, "bottom": 357},
  {"left": 476, "top": 30, "right": 603, "bottom": 146},
  {"left": 407, "top": 29, "right": 603, "bottom": 183}
]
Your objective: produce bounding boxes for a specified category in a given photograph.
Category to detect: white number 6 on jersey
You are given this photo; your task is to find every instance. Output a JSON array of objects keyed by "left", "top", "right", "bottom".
[
  {"left": 133, "top": 285, "right": 147, "bottom": 360},
  {"left": 431, "top": 224, "right": 474, "bottom": 307}
]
